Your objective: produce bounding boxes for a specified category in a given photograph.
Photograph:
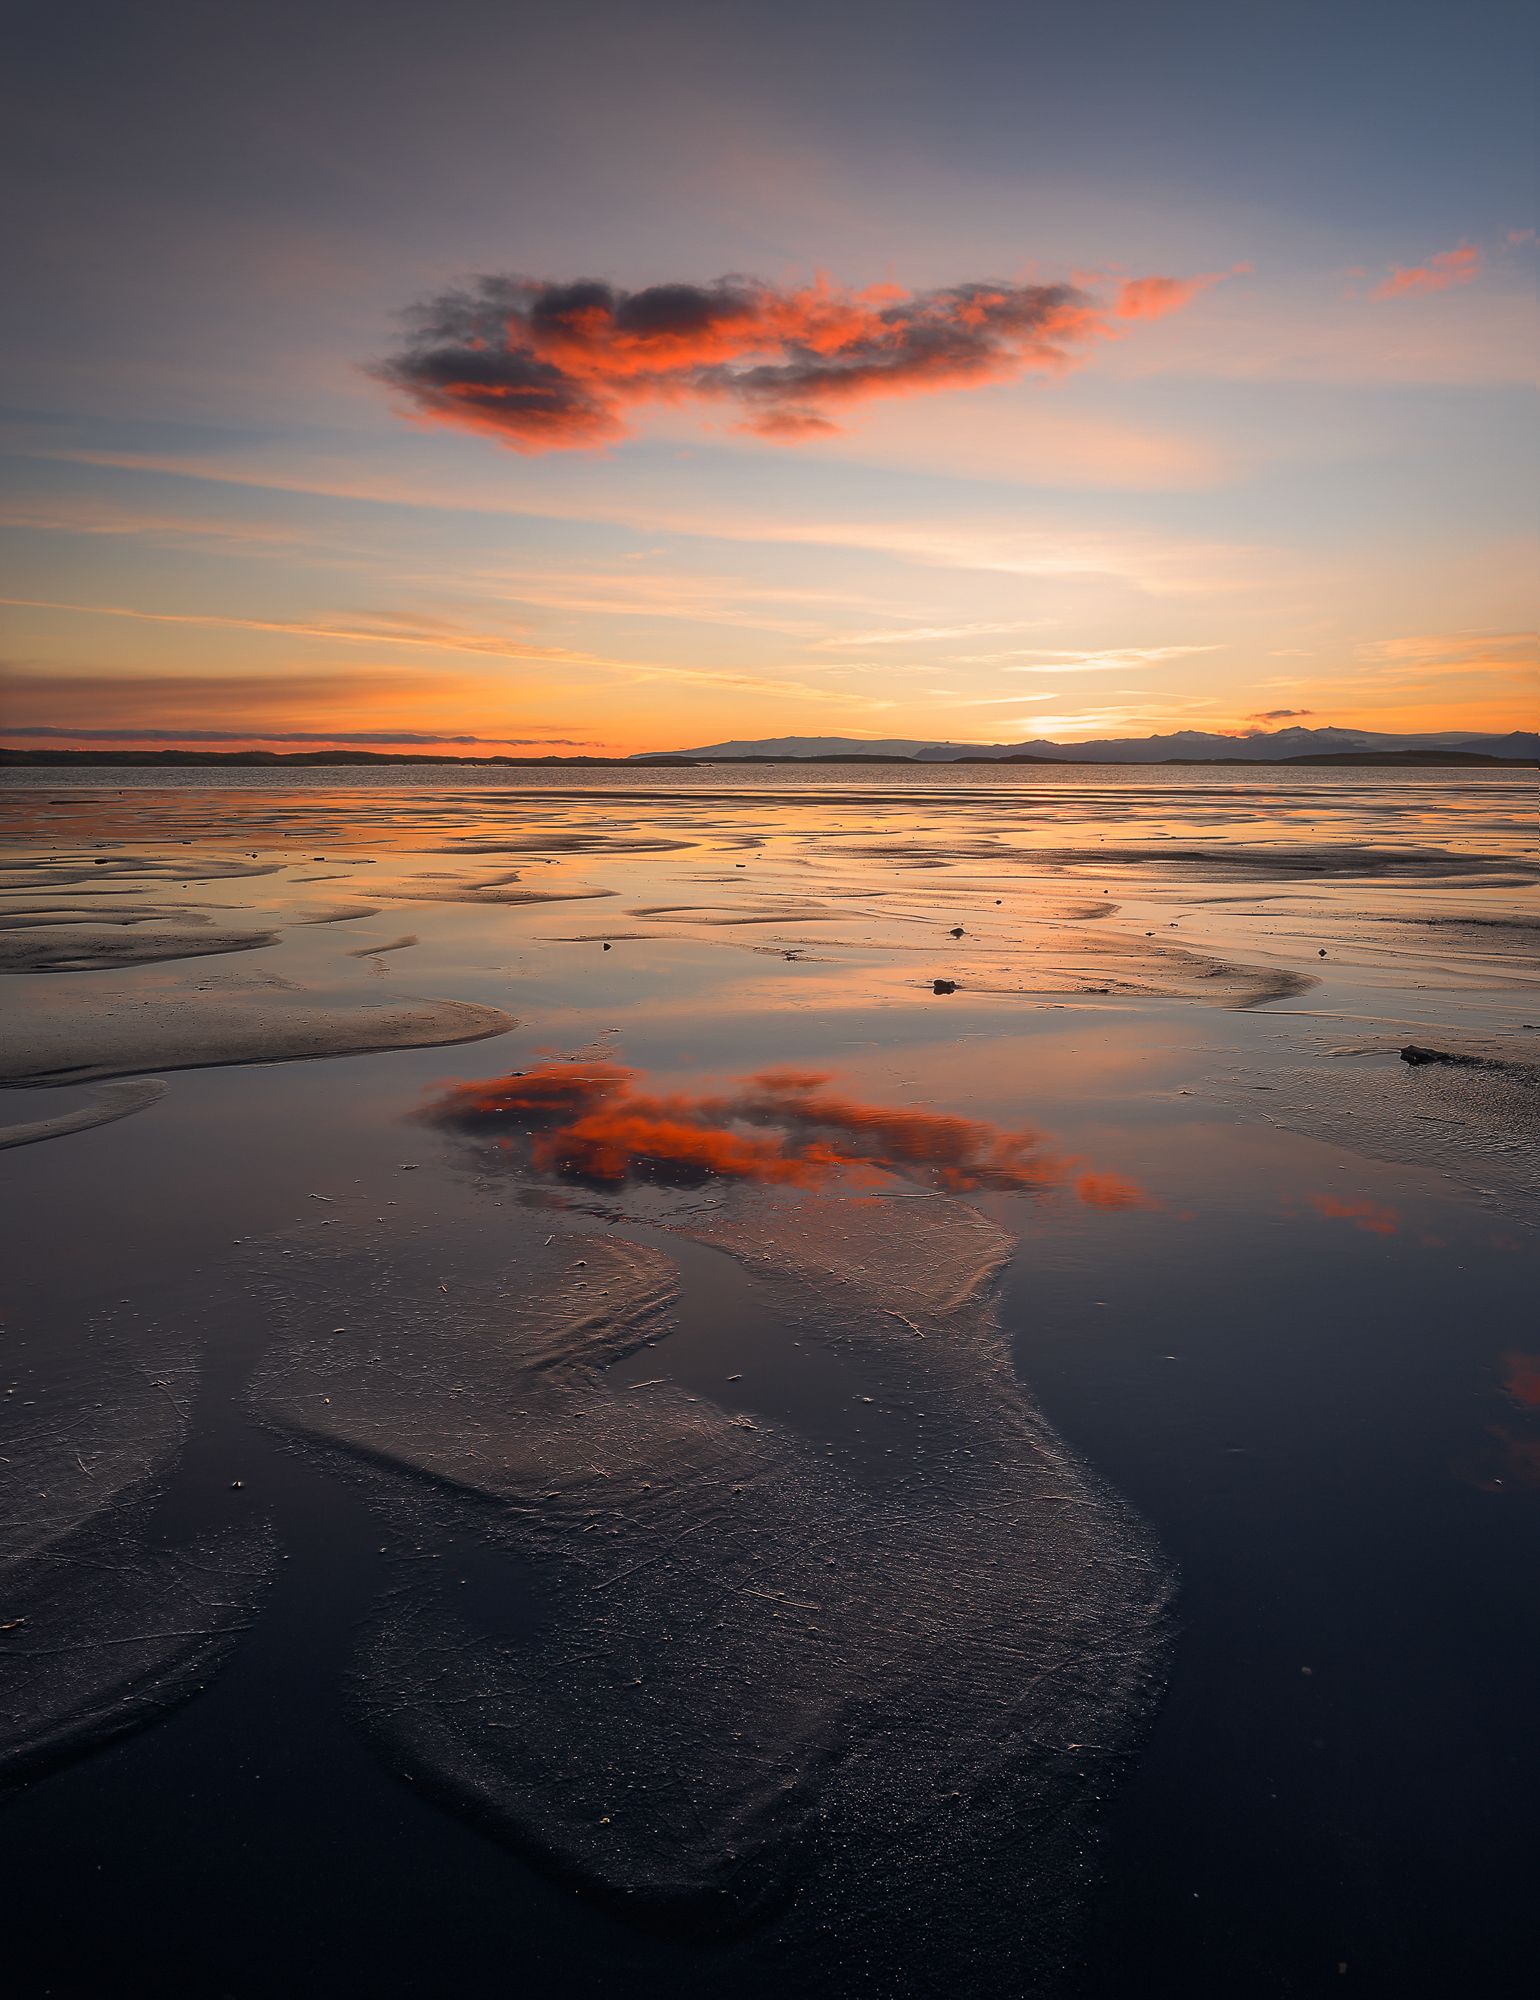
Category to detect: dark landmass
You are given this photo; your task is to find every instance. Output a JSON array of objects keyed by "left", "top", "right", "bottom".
[
  {"left": 0, "top": 748, "right": 695, "bottom": 769},
  {"left": 1220, "top": 750, "right": 1534, "bottom": 769},
  {"left": 668, "top": 751, "right": 924, "bottom": 765},
  {"left": 3, "top": 742, "right": 1533, "bottom": 772},
  {"left": 658, "top": 726, "right": 1540, "bottom": 763}
]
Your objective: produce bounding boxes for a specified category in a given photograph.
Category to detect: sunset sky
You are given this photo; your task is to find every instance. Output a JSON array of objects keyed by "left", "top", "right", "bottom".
[{"left": 2, "top": 0, "right": 1535, "bottom": 754}]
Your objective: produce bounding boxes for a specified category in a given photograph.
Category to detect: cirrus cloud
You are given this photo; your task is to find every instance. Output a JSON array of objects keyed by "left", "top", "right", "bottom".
[
  {"left": 1114, "top": 265, "right": 1248, "bottom": 320},
  {"left": 1370, "top": 243, "right": 1481, "bottom": 300},
  {"left": 375, "top": 267, "right": 1222, "bottom": 452},
  {"left": 3, "top": 726, "right": 577, "bottom": 746}
]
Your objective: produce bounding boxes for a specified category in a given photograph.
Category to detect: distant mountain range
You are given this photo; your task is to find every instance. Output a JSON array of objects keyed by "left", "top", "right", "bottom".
[
  {"left": 3, "top": 725, "right": 1534, "bottom": 770},
  {"left": 640, "top": 726, "right": 1540, "bottom": 764}
]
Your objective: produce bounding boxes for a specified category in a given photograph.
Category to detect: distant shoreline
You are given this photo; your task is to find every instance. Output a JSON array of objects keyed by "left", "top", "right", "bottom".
[{"left": 1, "top": 746, "right": 1534, "bottom": 771}]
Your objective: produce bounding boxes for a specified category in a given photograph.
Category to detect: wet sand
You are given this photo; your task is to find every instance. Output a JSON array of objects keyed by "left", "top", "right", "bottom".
[
  {"left": 0, "top": 1076, "right": 167, "bottom": 1150},
  {"left": 0, "top": 982, "right": 515, "bottom": 1086},
  {"left": 0, "top": 766, "right": 1534, "bottom": 1997}
]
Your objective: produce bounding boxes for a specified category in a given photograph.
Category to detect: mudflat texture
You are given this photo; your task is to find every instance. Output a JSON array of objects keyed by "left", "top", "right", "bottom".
[
  {"left": 0, "top": 1333, "right": 275, "bottom": 1782},
  {"left": 1211, "top": 1034, "right": 1540, "bottom": 1223},
  {"left": 253, "top": 1192, "right": 1170, "bottom": 1993},
  {"left": 0, "top": 1077, "right": 168, "bottom": 1149},
  {"left": 0, "top": 772, "right": 1534, "bottom": 1995},
  {"left": 0, "top": 985, "right": 515, "bottom": 1084},
  {"left": 0, "top": 921, "right": 282, "bottom": 973}
]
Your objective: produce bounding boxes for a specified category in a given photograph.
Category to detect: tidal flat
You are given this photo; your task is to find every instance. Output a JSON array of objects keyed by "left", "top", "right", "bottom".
[{"left": 0, "top": 765, "right": 1535, "bottom": 1997}]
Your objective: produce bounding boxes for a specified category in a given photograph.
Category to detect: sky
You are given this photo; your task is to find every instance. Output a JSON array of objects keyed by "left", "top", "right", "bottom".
[{"left": 1, "top": 0, "right": 1535, "bottom": 754}]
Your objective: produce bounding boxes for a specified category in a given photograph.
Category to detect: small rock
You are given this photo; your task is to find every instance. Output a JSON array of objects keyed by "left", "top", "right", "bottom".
[{"left": 1400, "top": 1044, "right": 1483, "bottom": 1068}]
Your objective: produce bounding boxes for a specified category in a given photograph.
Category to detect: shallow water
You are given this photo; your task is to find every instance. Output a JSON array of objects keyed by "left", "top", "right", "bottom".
[{"left": 0, "top": 768, "right": 1535, "bottom": 1997}]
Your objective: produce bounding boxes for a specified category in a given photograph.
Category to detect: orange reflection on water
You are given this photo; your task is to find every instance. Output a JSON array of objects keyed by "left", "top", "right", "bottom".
[
  {"left": 1308, "top": 1192, "right": 1400, "bottom": 1236},
  {"left": 426, "top": 1059, "right": 1152, "bottom": 1208},
  {"left": 1458, "top": 1356, "right": 1540, "bottom": 1493},
  {"left": 1072, "top": 1171, "right": 1152, "bottom": 1211}
]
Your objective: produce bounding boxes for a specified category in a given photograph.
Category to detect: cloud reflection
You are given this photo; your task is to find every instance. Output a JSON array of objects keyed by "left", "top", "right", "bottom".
[
  {"left": 1501, "top": 1354, "right": 1540, "bottom": 1410},
  {"left": 1308, "top": 1192, "right": 1400, "bottom": 1236},
  {"left": 425, "top": 1060, "right": 1152, "bottom": 1207}
]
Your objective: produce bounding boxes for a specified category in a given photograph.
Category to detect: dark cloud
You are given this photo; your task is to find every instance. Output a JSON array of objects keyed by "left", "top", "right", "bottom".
[
  {"left": 1249, "top": 708, "right": 1314, "bottom": 720},
  {"left": 375, "top": 268, "right": 1207, "bottom": 450}
]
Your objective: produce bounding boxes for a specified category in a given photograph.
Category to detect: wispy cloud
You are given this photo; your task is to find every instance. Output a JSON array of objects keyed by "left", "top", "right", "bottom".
[
  {"left": 0, "top": 499, "right": 312, "bottom": 551},
  {"left": 1114, "top": 266, "right": 1247, "bottom": 320},
  {"left": 477, "top": 566, "right": 880, "bottom": 636},
  {"left": 0, "top": 665, "right": 544, "bottom": 732},
  {"left": 3, "top": 726, "right": 582, "bottom": 745},
  {"left": 817, "top": 619, "right": 1050, "bottom": 649},
  {"left": 0, "top": 595, "right": 608, "bottom": 665},
  {"left": 921, "top": 690, "right": 1059, "bottom": 707},
  {"left": 376, "top": 266, "right": 1219, "bottom": 450},
  {"left": 1337, "top": 632, "right": 1539, "bottom": 708},
  {"left": 0, "top": 595, "right": 891, "bottom": 708},
  {"left": 1002, "top": 644, "right": 1221, "bottom": 672},
  {"left": 1370, "top": 243, "right": 1481, "bottom": 300},
  {"left": 1356, "top": 629, "right": 1534, "bottom": 666},
  {"left": 756, "top": 525, "right": 1260, "bottom": 593},
  {"left": 33, "top": 449, "right": 1263, "bottom": 593},
  {"left": 3, "top": 666, "right": 451, "bottom": 711},
  {"left": 998, "top": 710, "right": 1154, "bottom": 735}
]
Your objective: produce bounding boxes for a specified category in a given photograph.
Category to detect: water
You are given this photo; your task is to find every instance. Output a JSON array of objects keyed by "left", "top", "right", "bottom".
[{"left": 0, "top": 768, "right": 1534, "bottom": 1996}]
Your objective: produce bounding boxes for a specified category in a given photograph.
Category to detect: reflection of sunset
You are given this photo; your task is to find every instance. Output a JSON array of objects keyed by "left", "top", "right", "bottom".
[
  {"left": 1308, "top": 1192, "right": 1400, "bottom": 1236},
  {"left": 425, "top": 1060, "right": 1151, "bottom": 1206},
  {"left": 1501, "top": 1354, "right": 1540, "bottom": 1409},
  {"left": 1483, "top": 1429, "right": 1540, "bottom": 1489},
  {"left": 1457, "top": 1359, "right": 1540, "bottom": 1494},
  {"left": 1072, "top": 1170, "right": 1153, "bottom": 1210}
]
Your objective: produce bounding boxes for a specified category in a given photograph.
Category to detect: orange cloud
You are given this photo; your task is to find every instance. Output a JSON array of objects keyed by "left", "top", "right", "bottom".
[
  {"left": 377, "top": 268, "right": 1217, "bottom": 451},
  {"left": 1502, "top": 1354, "right": 1540, "bottom": 1409},
  {"left": 424, "top": 1060, "right": 1151, "bottom": 1206},
  {"left": 1308, "top": 1192, "right": 1400, "bottom": 1236},
  {"left": 1113, "top": 276, "right": 1202, "bottom": 321},
  {"left": 1370, "top": 243, "right": 1481, "bottom": 300},
  {"left": 1114, "top": 264, "right": 1247, "bottom": 321}
]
